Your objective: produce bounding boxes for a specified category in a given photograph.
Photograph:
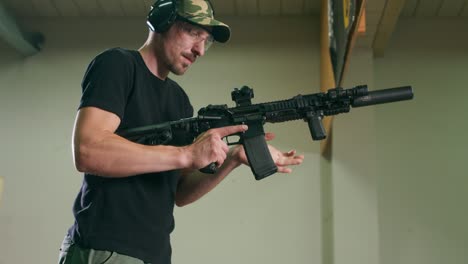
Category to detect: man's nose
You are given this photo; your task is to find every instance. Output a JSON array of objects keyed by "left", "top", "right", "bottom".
[{"left": 192, "top": 41, "right": 205, "bottom": 57}]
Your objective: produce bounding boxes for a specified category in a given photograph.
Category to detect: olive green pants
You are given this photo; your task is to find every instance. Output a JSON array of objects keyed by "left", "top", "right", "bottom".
[{"left": 58, "top": 235, "right": 149, "bottom": 264}]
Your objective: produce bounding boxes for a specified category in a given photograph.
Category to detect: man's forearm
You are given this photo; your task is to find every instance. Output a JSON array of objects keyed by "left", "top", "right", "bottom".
[
  {"left": 175, "top": 155, "right": 241, "bottom": 207},
  {"left": 73, "top": 107, "right": 195, "bottom": 178},
  {"left": 74, "top": 131, "right": 191, "bottom": 177}
]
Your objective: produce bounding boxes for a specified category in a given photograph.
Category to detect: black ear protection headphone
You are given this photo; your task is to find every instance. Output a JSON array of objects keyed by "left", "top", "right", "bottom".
[
  {"left": 147, "top": 0, "right": 178, "bottom": 33},
  {"left": 146, "top": 0, "right": 216, "bottom": 33}
]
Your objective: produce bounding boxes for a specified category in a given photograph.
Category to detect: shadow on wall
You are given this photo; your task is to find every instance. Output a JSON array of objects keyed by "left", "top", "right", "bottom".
[{"left": 0, "top": 176, "right": 3, "bottom": 207}]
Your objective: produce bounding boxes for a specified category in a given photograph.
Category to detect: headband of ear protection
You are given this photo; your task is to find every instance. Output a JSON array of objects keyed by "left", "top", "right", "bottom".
[{"left": 146, "top": 0, "right": 178, "bottom": 33}]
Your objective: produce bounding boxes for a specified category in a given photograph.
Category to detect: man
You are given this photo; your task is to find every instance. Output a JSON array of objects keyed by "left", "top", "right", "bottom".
[{"left": 59, "top": 0, "right": 304, "bottom": 263}]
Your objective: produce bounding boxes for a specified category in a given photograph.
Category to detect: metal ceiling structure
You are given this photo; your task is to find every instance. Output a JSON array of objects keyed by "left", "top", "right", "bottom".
[
  {"left": 0, "top": 0, "right": 467, "bottom": 56},
  {"left": 0, "top": 1, "right": 43, "bottom": 56}
]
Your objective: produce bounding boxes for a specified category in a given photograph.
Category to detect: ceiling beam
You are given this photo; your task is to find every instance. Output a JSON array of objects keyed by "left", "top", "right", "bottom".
[
  {"left": 372, "top": 0, "right": 407, "bottom": 57},
  {"left": 0, "top": 1, "right": 43, "bottom": 56}
]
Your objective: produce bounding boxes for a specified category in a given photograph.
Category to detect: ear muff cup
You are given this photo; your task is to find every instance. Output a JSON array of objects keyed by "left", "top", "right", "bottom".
[{"left": 147, "top": 0, "right": 178, "bottom": 33}]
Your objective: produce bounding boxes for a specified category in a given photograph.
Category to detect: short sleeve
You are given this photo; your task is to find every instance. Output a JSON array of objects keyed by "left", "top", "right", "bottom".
[{"left": 79, "top": 48, "right": 135, "bottom": 120}]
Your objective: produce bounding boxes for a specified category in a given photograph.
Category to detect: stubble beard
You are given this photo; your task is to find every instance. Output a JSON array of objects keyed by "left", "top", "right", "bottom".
[
  {"left": 153, "top": 39, "right": 189, "bottom": 76},
  {"left": 164, "top": 52, "right": 190, "bottom": 76},
  {"left": 169, "top": 62, "right": 189, "bottom": 75}
]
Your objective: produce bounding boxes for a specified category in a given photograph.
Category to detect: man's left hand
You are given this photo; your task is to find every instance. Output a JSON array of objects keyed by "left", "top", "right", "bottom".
[{"left": 229, "top": 132, "right": 304, "bottom": 174}]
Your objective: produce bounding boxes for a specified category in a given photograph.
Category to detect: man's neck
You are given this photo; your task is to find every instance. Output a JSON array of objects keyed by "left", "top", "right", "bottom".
[{"left": 138, "top": 45, "right": 169, "bottom": 80}]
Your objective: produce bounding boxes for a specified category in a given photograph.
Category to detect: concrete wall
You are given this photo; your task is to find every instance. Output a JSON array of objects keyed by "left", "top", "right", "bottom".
[
  {"left": 0, "top": 17, "right": 322, "bottom": 264},
  {"left": 374, "top": 18, "right": 468, "bottom": 264}
]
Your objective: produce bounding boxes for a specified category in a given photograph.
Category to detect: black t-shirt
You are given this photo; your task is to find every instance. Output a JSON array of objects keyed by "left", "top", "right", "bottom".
[{"left": 68, "top": 48, "right": 194, "bottom": 264}]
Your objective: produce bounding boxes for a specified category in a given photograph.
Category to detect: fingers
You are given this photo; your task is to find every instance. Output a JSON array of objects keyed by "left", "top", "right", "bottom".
[
  {"left": 189, "top": 124, "right": 243, "bottom": 169},
  {"left": 275, "top": 150, "right": 304, "bottom": 174},
  {"left": 277, "top": 167, "right": 293, "bottom": 173},
  {"left": 207, "top": 130, "right": 230, "bottom": 167},
  {"left": 207, "top": 138, "right": 228, "bottom": 168},
  {"left": 212, "top": 125, "right": 248, "bottom": 138},
  {"left": 278, "top": 155, "right": 302, "bottom": 167},
  {"left": 219, "top": 144, "right": 228, "bottom": 165},
  {"left": 264, "top": 132, "right": 275, "bottom": 141}
]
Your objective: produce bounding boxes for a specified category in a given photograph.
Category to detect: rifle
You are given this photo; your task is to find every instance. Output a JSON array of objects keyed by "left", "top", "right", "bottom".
[{"left": 117, "top": 85, "right": 414, "bottom": 180}]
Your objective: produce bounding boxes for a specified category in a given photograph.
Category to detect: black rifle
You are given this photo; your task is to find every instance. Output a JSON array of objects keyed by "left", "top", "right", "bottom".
[{"left": 117, "top": 85, "right": 413, "bottom": 180}]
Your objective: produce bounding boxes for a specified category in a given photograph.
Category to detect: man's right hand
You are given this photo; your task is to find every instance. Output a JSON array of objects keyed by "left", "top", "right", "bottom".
[{"left": 184, "top": 125, "right": 248, "bottom": 170}]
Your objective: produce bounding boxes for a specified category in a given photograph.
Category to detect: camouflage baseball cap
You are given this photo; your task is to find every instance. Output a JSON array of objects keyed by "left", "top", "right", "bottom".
[{"left": 176, "top": 0, "right": 231, "bottom": 43}]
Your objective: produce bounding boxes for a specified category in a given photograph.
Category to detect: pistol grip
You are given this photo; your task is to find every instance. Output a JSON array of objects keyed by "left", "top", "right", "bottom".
[{"left": 199, "top": 163, "right": 217, "bottom": 174}]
